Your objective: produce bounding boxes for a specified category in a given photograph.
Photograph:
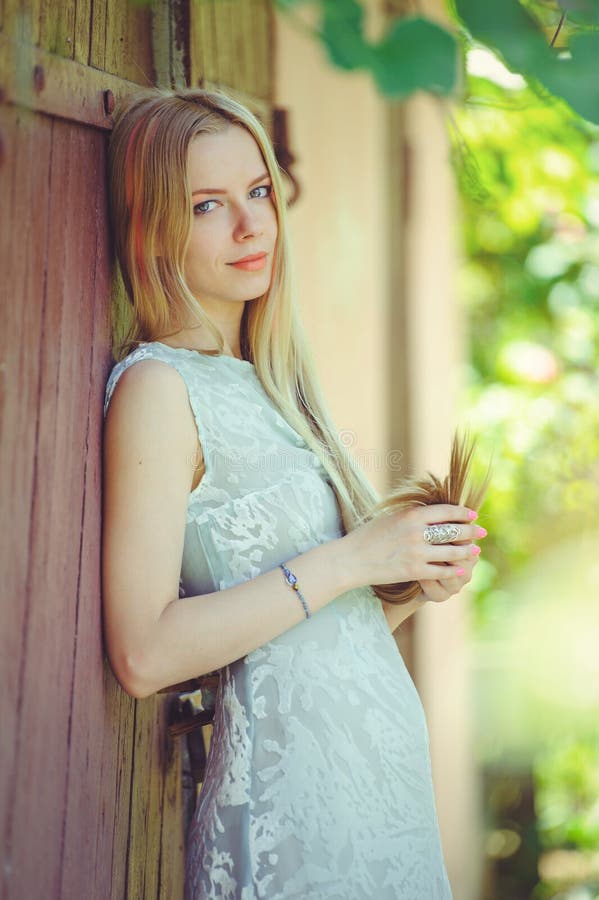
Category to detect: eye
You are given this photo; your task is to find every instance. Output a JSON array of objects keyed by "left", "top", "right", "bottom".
[
  {"left": 249, "top": 184, "right": 272, "bottom": 200},
  {"left": 193, "top": 199, "right": 219, "bottom": 215}
]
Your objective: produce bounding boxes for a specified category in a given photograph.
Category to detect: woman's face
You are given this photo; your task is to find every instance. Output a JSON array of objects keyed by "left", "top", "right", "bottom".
[{"left": 184, "top": 124, "right": 278, "bottom": 315}]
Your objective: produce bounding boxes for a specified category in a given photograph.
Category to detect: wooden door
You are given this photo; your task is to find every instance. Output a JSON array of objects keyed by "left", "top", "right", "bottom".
[{"left": 0, "top": 2, "right": 272, "bottom": 898}]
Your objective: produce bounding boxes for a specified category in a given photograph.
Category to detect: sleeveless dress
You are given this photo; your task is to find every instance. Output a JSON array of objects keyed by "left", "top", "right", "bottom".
[{"left": 103, "top": 341, "right": 453, "bottom": 900}]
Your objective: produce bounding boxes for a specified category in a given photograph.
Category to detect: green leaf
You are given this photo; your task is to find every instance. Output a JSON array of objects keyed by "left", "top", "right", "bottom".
[
  {"left": 558, "top": 0, "right": 599, "bottom": 26},
  {"left": 319, "top": 0, "right": 371, "bottom": 71},
  {"left": 539, "top": 31, "right": 599, "bottom": 121},
  {"left": 455, "top": 0, "right": 551, "bottom": 73},
  {"left": 456, "top": 0, "right": 599, "bottom": 123},
  {"left": 371, "top": 16, "right": 458, "bottom": 99}
]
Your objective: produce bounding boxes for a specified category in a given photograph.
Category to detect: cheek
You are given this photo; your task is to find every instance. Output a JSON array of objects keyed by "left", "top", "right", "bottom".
[
  {"left": 187, "top": 226, "right": 221, "bottom": 268},
  {"left": 265, "top": 203, "right": 279, "bottom": 240}
]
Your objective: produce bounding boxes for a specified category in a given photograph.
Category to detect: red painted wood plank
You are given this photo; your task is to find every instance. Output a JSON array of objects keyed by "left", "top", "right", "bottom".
[
  {"left": 58, "top": 124, "right": 119, "bottom": 900},
  {"left": 0, "top": 105, "right": 53, "bottom": 900},
  {"left": 9, "top": 116, "right": 98, "bottom": 899}
]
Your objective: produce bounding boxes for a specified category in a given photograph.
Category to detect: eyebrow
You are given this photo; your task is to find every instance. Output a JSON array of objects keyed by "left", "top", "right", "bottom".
[{"left": 192, "top": 172, "right": 271, "bottom": 197}]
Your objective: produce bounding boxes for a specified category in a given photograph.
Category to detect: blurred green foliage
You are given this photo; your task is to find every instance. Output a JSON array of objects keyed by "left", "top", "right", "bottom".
[
  {"left": 457, "top": 48, "right": 599, "bottom": 900},
  {"left": 534, "top": 739, "right": 599, "bottom": 851},
  {"left": 275, "top": 0, "right": 599, "bottom": 123},
  {"left": 455, "top": 69, "right": 599, "bottom": 625},
  {"left": 454, "top": 0, "right": 599, "bottom": 123}
]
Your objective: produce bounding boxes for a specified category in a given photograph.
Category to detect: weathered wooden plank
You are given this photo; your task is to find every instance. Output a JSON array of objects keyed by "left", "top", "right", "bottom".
[
  {"left": 8, "top": 115, "right": 97, "bottom": 899},
  {"left": 126, "top": 696, "right": 168, "bottom": 899},
  {"left": 1, "top": 0, "right": 22, "bottom": 40},
  {"left": 58, "top": 125, "right": 117, "bottom": 900},
  {"left": 0, "top": 103, "right": 53, "bottom": 900},
  {"left": 38, "top": 0, "right": 76, "bottom": 58},
  {"left": 104, "top": 0, "right": 153, "bottom": 85},
  {"left": 89, "top": 0, "right": 107, "bottom": 71},
  {"left": 191, "top": 0, "right": 219, "bottom": 87},
  {"left": 171, "top": 0, "right": 190, "bottom": 89},
  {"left": 19, "top": 0, "right": 42, "bottom": 45},
  {"left": 213, "top": 0, "right": 236, "bottom": 90},
  {"left": 123, "top": 1, "right": 153, "bottom": 86},
  {"left": 151, "top": 0, "right": 172, "bottom": 90},
  {"left": 74, "top": 0, "right": 93, "bottom": 65},
  {"left": 159, "top": 711, "right": 185, "bottom": 899},
  {"left": 95, "top": 664, "right": 136, "bottom": 900},
  {"left": 3, "top": 123, "right": 79, "bottom": 897}
]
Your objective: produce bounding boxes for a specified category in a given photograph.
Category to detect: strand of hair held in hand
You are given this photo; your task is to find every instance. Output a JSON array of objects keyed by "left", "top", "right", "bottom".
[{"left": 370, "top": 432, "right": 490, "bottom": 605}]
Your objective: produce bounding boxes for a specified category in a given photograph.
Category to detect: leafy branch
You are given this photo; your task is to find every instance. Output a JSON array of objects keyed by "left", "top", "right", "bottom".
[{"left": 274, "top": 0, "right": 599, "bottom": 123}]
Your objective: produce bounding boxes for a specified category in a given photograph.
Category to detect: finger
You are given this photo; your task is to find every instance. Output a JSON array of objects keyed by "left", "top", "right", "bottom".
[
  {"left": 419, "top": 523, "right": 486, "bottom": 549},
  {"left": 426, "top": 543, "right": 481, "bottom": 563},
  {"left": 442, "top": 577, "right": 462, "bottom": 596},
  {"left": 423, "top": 562, "right": 468, "bottom": 580},
  {"left": 452, "top": 525, "right": 488, "bottom": 544},
  {"left": 419, "top": 580, "right": 450, "bottom": 603},
  {"left": 421, "top": 505, "right": 478, "bottom": 525}
]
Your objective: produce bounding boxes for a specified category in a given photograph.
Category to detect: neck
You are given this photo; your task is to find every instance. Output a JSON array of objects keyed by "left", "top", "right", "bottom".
[{"left": 159, "top": 301, "right": 246, "bottom": 359}]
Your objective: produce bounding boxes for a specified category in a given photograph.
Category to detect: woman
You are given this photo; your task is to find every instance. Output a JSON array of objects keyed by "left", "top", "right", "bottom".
[{"left": 102, "top": 87, "right": 485, "bottom": 899}]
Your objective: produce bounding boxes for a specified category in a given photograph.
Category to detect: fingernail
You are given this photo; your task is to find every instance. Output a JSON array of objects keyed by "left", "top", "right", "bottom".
[
  {"left": 476, "top": 527, "right": 487, "bottom": 538},
  {"left": 456, "top": 568, "right": 465, "bottom": 576},
  {"left": 472, "top": 545, "right": 481, "bottom": 556},
  {"left": 468, "top": 510, "right": 478, "bottom": 520}
]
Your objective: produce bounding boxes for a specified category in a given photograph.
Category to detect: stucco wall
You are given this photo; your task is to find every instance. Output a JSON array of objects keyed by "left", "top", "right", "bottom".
[{"left": 275, "top": 8, "right": 390, "bottom": 497}]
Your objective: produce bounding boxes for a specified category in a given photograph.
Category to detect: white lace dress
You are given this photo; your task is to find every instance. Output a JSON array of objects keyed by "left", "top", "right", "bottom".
[{"left": 103, "top": 341, "right": 452, "bottom": 900}]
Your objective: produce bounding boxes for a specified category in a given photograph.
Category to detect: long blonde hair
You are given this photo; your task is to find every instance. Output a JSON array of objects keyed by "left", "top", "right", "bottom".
[{"left": 108, "top": 86, "right": 379, "bottom": 538}]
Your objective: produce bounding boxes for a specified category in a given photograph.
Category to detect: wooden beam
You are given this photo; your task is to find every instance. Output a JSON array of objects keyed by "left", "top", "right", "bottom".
[{"left": 0, "top": 34, "right": 142, "bottom": 130}]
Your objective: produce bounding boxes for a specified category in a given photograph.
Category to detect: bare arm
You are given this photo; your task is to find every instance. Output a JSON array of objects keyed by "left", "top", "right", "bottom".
[
  {"left": 103, "top": 361, "right": 356, "bottom": 698},
  {"left": 102, "top": 360, "right": 481, "bottom": 698}
]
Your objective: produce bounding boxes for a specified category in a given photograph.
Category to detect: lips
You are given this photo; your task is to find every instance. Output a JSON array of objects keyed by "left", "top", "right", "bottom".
[{"left": 228, "top": 252, "right": 268, "bottom": 272}]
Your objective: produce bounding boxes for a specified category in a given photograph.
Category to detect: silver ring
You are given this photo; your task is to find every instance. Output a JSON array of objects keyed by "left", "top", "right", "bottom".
[{"left": 423, "top": 524, "right": 461, "bottom": 545}]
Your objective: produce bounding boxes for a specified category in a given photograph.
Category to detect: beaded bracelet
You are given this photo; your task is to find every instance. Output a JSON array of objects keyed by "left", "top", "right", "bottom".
[{"left": 279, "top": 563, "right": 312, "bottom": 619}]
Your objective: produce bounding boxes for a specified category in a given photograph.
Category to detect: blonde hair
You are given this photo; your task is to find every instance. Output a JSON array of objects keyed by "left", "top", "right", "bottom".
[{"left": 108, "top": 86, "right": 379, "bottom": 539}]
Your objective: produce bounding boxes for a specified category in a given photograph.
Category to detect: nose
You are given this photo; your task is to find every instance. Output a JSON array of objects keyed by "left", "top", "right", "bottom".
[{"left": 233, "top": 203, "right": 263, "bottom": 241}]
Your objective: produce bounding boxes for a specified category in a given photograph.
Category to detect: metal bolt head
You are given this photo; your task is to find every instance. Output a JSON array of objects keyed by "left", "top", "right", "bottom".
[
  {"left": 103, "top": 89, "right": 115, "bottom": 116},
  {"left": 33, "top": 65, "right": 45, "bottom": 93}
]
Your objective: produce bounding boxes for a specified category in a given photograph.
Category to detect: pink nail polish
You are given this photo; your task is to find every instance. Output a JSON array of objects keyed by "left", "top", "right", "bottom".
[
  {"left": 468, "top": 510, "right": 478, "bottom": 520},
  {"left": 456, "top": 568, "right": 465, "bottom": 576},
  {"left": 476, "top": 527, "right": 487, "bottom": 538},
  {"left": 472, "top": 546, "right": 481, "bottom": 556}
]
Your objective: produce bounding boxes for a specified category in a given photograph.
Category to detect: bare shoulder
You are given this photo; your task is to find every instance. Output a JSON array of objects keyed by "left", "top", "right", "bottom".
[
  {"left": 104, "top": 357, "right": 201, "bottom": 467},
  {"left": 106, "top": 357, "right": 193, "bottom": 430}
]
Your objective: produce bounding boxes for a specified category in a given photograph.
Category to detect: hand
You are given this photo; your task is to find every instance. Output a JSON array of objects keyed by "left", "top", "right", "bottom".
[
  {"left": 418, "top": 545, "right": 482, "bottom": 604},
  {"left": 341, "top": 504, "right": 484, "bottom": 589}
]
